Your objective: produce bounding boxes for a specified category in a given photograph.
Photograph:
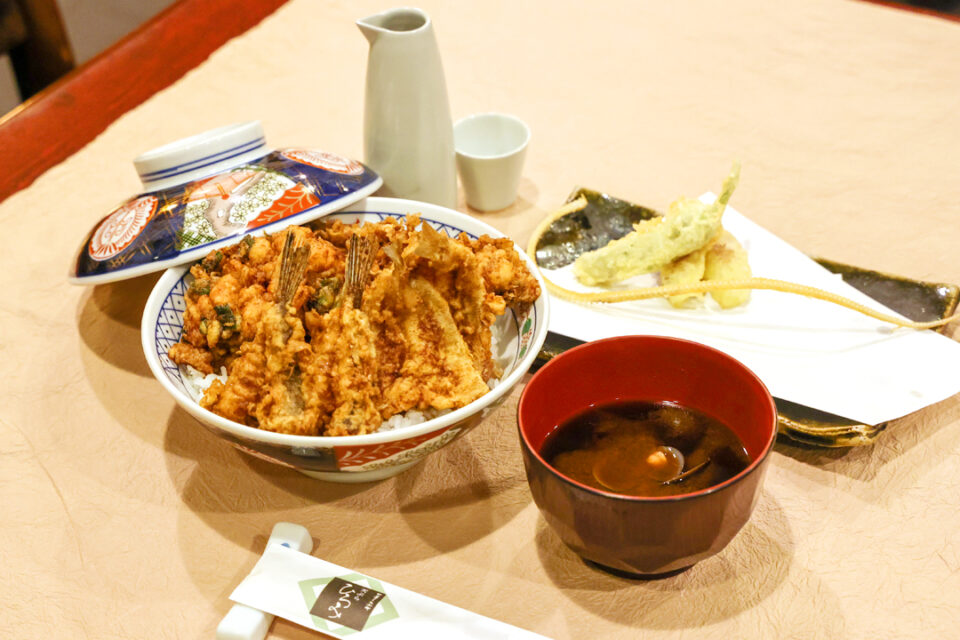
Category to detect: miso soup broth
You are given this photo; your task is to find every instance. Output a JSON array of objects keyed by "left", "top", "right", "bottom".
[{"left": 540, "top": 400, "right": 751, "bottom": 497}]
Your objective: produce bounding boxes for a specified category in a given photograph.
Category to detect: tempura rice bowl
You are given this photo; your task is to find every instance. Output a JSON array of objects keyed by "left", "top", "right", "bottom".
[{"left": 141, "top": 197, "right": 549, "bottom": 482}]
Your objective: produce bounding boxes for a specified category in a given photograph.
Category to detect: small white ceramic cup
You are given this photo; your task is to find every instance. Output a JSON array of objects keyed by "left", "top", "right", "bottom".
[{"left": 453, "top": 113, "right": 530, "bottom": 212}]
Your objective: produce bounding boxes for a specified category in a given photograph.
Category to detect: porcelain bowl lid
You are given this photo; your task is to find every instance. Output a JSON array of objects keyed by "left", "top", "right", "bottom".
[{"left": 69, "top": 122, "right": 382, "bottom": 285}]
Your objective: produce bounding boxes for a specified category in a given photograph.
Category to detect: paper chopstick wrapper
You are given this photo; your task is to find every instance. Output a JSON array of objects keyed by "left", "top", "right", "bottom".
[{"left": 229, "top": 544, "right": 550, "bottom": 639}]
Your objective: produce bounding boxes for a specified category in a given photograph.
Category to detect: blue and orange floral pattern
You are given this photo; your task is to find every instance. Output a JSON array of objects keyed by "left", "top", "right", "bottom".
[{"left": 73, "top": 149, "right": 379, "bottom": 280}]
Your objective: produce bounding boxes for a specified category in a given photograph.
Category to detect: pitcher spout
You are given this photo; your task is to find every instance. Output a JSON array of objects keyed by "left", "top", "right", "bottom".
[
  {"left": 357, "top": 7, "right": 430, "bottom": 43},
  {"left": 358, "top": 6, "right": 456, "bottom": 207}
]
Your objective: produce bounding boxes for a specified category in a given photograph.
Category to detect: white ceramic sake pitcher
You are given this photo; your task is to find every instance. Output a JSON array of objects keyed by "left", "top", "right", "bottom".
[{"left": 358, "top": 7, "right": 457, "bottom": 208}]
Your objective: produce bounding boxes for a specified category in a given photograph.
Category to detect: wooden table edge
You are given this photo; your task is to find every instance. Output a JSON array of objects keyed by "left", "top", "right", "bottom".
[
  {"left": 0, "top": 0, "right": 956, "bottom": 204},
  {"left": 0, "top": 0, "right": 289, "bottom": 203}
]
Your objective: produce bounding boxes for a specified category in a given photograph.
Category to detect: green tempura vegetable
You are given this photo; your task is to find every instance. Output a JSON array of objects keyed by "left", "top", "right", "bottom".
[
  {"left": 188, "top": 278, "right": 211, "bottom": 297},
  {"left": 573, "top": 163, "right": 740, "bottom": 286},
  {"left": 660, "top": 244, "right": 709, "bottom": 308},
  {"left": 214, "top": 304, "right": 237, "bottom": 329},
  {"left": 201, "top": 250, "right": 224, "bottom": 272}
]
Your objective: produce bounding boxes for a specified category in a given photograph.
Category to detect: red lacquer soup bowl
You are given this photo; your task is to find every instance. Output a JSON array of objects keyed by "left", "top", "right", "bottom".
[{"left": 517, "top": 335, "right": 777, "bottom": 577}]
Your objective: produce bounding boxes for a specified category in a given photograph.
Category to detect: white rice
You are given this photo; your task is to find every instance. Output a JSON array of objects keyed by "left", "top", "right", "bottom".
[
  {"left": 378, "top": 408, "right": 447, "bottom": 431},
  {"left": 180, "top": 322, "right": 508, "bottom": 433},
  {"left": 182, "top": 365, "right": 227, "bottom": 403}
]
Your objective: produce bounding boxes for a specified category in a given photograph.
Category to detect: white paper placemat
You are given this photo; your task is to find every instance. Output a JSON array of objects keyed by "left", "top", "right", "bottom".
[{"left": 546, "top": 194, "right": 960, "bottom": 425}]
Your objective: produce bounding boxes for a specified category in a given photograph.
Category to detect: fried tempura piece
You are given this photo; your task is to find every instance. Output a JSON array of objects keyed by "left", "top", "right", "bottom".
[
  {"left": 405, "top": 223, "right": 498, "bottom": 381},
  {"left": 303, "top": 234, "right": 384, "bottom": 436},
  {"left": 704, "top": 229, "right": 751, "bottom": 309},
  {"left": 246, "top": 232, "right": 319, "bottom": 435},
  {"left": 198, "top": 231, "right": 318, "bottom": 435},
  {"left": 315, "top": 216, "right": 412, "bottom": 253},
  {"left": 172, "top": 236, "right": 279, "bottom": 367},
  {"left": 171, "top": 218, "right": 542, "bottom": 437},
  {"left": 201, "top": 339, "right": 266, "bottom": 425},
  {"left": 360, "top": 259, "right": 409, "bottom": 406},
  {"left": 465, "top": 235, "right": 542, "bottom": 309},
  {"left": 199, "top": 294, "right": 274, "bottom": 423},
  {"left": 360, "top": 228, "right": 491, "bottom": 417},
  {"left": 168, "top": 342, "right": 213, "bottom": 375},
  {"left": 383, "top": 277, "right": 490, "bottom": 412},
  {"left": 251, "top": 305, "right": 318, "bottom": 435},
  {"left": 176, "top": 270, "right": 245, "bottom": 356},
  {"left": 200, "top": 296, "right": 309, "bottom": 432},
  {"left": 660, "top": 244, "right": 710, "bottom": 309},
  {"left": 573, "top": 163, "right": 740, "bottom": 286},
  {"left": 303, "top": 302, "right": 383, "bottom": 437}
]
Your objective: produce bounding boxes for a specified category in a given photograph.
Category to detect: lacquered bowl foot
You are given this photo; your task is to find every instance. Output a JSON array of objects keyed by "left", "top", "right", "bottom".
[{"left": 584, "top": 559, "right": 693, "bottom": 580}]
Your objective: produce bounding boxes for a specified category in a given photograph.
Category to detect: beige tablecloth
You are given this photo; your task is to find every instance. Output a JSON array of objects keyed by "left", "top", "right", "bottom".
[{"left": 4, "top": 1, "right": 960, "bottom": 637}]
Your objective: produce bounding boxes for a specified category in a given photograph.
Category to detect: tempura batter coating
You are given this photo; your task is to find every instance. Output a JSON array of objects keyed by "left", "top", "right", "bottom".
[
  {"left": 465, "top": 235, "right": 542, "bottom": 310},
  {"left": 572, "top": 163, "right": 740, "bottom": 286},
  {"left": 660, "top": 244, "right": 710, "bottom": 309},
  {"left": 168, "top": 218, "right": 540, "bottom": 436},
  {"left": 704, "top": 230, "right": 751, "bottom": 308},
  {"left": 302, "top": 302, "right": 383, "bottom": 437}
]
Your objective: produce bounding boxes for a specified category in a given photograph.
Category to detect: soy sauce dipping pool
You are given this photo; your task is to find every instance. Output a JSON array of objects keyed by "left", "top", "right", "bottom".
[{"left": 540, "top": 400, "right": 751, "bottom": 497}]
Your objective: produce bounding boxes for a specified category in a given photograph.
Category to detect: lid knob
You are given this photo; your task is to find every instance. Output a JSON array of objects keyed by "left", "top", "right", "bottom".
[{"left": 133, "top": 121, "right": 268, "bottom": 191}]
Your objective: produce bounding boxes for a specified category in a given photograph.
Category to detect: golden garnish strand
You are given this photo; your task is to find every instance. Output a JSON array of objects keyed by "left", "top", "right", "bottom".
[{"left": 528, "top": 198, "right": 960, "bottom": 331}]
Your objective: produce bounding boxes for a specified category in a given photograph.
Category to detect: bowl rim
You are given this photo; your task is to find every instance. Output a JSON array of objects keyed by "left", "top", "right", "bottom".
[
  {"left": 453, "top": 112, "right": 531, "bottom": 161},
  {"left": 517, "top": 334, "right": 778, "bottom": 503},
  {"left": 141, "top": 196, "right": 550, "bottom": 448}
]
